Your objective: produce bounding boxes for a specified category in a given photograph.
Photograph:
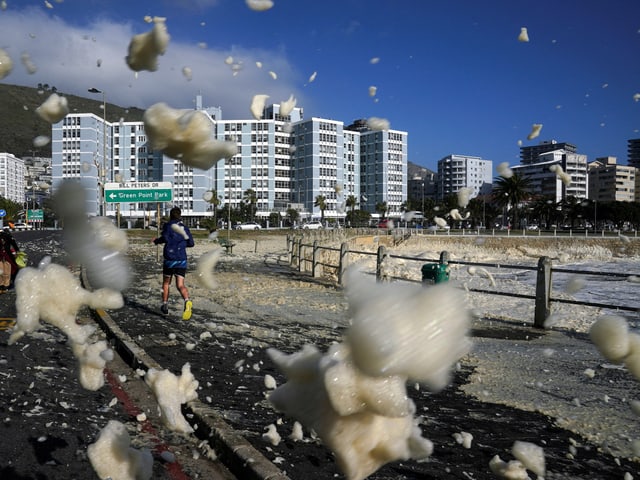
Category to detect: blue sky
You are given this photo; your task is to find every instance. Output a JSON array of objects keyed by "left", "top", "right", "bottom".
[{"left": 1, "top": 0, "right": 639, "bottom": 173}]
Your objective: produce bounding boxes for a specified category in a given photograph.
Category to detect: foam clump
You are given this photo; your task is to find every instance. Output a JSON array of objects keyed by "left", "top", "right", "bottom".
[
  {"left": 9, "top": 260, "right": 123, "bottom": 345},
  {"left": 72, "top": 340, "right": 114, "bottom": 391},
  {"left": 88, "top": 420, "right": 153, "bottom": 480},
  {"left": 145, "top": 363, "right": 199, "bottom": 433},
  {"left": 549, "top": 164, "right": 571, "bottom": 186},
  {"left": 126, "top": 16, "right": 170, "bottom": 72},
  {"left": 457, "top": 187, "right": 473, "bottom": 208},
  {"left": 262, "top": 424, "right": 281, "bottom": 445},
  {"left": 267, "top": 273, "right": 469, "bottom": 479},
  {"left": 143, "top": 103, "right": 236, "bottom": 170},
  {"left": 345, "top": 277, "right": 471, "bottom": 391},
  {"left": 35, "top": 93, "right": 69, "bottom": 123},
  {"left": 527, "top": 123, "right": 543, "bottom": 140},
  {"left": 497, "top": 162, "right": 513, "bottom": 178},
  {"left": 195, "top": 248, "right": 222, "bottom": 290},
  {"left": 246, "top": 0, "right": 273, "bottom": 11},
  {"left": 268, "top": 344, "right": 432, "bottom": 480},
  {"left": 71, "top": 217, "right": 132, "bottom": 292},
  {"left": 512, "top": 440, "right": 545, "bottom": 478},
  {"left": 590, "top": 315, "right": 640, "bottom": 381},
  {"left": 0, "top": 48, "right": 13, "bottom": 78},
  {"left": 589, "top": 315, "right": 630, "bottom": 363},
  {"left": 489, "top": 455, "right": 530, "bottom": 479},
  {"left": 518, "top": 27, "right": 530, "bottom": 42},
  {"left": 280, "top": 94, "right": 297, "bottom": 117},
  {"left": 367, "top": 117, "right": 390, "bottom": 131},
  {"left": 434, "top": 216, "right": 448, "bottom": 228},
  {"left": 251, "top": 94, "right": 269, "bottom": 120}
]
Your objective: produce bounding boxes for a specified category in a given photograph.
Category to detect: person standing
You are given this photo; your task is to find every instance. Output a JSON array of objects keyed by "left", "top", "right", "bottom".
[
  {"left": 152, "top": 207, "right": 194, "bottom": 320},
  {"left": 0, "top": 230, "right": 20, "bottom": 291}
]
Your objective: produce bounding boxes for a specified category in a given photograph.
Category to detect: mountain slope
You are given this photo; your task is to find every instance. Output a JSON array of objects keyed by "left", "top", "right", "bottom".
[{"left": 0, "top": 83, "right": 144, "bottom": 158}]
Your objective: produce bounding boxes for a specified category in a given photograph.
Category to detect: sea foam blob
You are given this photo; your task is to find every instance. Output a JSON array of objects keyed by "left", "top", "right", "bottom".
[
  {"left": 125, "top": 16, "right": 170, "bottom": 72},
  {"left": 143, "top": 103, "right": 237, "bottom": 169},
  {"left": 72, "top": 340, "right": 114, "bottom": 391},
  {"left": 268, "top": 343, "right": 433, "bottom": 480},
  {"left": 589, "top": 315, "right": 630, "bottom": 364},
  {"left": 10, "top": 261, "right": 123, "bottom": 345},
  {"left": 88, "top": 420, "right": 153, "bottom": 480},
  {"left": 345, "top": 275, "right": 471, "bottom": 391},
  {"left": 0, "top": 48, "right": 13, "bottom": 78},
  {"left": 145, "top": 363, "right": 199, "bottom": 433},
  {"left": 35, "top": 93, "right": 69, "bottom": 123}
]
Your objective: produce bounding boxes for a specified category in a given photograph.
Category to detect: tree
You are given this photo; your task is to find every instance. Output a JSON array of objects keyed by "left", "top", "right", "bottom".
[
  {"left": 491, "top": 173, "right": 533, "bottom": 228},
  {"left": 243, "top": 188, "right": 257, "bottom": 221},
  {"left": 0, "top": 196, "right": 23, "bottom": 223},
  {"left": 314, "top": 195, "right": 327, "bottom": 222},
  {"left": 375, "top": 201, "right": 388, "bottom": 218},
  {"left": 286, "top": 207, "right": 300, "bottom": 226}
]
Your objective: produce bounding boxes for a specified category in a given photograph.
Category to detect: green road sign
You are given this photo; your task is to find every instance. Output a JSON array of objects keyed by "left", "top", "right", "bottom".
[
  {"left": 104, "top": 182, "right": 173, "bottom": 204},
  {"left": 26, "top": 209, "right": 43, "bottom": 221}
]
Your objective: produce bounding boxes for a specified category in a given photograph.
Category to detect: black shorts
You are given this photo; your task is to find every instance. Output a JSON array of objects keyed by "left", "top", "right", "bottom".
[{"left": 163, "top": 266, "right": 187, "bottom": 278}]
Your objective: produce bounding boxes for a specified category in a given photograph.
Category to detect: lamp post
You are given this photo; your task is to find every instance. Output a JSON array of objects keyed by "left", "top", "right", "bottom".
[
  {"left": 88, "top": 87, "right": 106, "bottom": 217},
  {"left": 421, "top": 182, "right": 425, "bottom": 222}
]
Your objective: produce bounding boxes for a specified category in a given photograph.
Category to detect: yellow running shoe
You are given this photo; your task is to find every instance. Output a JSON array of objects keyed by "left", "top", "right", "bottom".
[{"left": 182, "top": 300, "right": 193, "bottom": 320}]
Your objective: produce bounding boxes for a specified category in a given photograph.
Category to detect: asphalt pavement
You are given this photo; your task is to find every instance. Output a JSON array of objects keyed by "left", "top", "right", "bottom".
[
  {"left": 0, "top": 230, "right": 286, "bottom": 480},
  {"left": 1, "top": 230, "right": 638, "bottom": 480}
]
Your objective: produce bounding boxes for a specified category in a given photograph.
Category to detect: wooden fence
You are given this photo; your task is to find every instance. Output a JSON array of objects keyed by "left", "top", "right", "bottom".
[{"left": 286, "top": 235, "right": 640, "bottom": 329}]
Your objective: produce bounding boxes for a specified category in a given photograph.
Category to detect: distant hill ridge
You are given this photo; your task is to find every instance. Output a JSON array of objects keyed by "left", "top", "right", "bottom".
[
  {"left": 0, "top": 83, "right": 435, "bottom": 174},
  {"left": 0, "top": 83, "right": 144, "bottom": 158}
]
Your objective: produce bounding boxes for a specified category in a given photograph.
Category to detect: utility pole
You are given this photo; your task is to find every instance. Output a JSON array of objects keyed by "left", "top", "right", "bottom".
[{"left": 88, "top": 87, "right": 107, "bottom": 217}]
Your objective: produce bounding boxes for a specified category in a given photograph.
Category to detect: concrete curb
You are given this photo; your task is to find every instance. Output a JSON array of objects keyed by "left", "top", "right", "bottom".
[{"left": 90, "top": 306, "right": 291, "bottom": 480}]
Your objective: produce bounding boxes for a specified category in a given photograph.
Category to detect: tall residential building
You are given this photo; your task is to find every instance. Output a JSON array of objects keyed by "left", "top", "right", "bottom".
[
  {"left": 51, "top": 113, "right": 163, "bottom": 219},
  {"left": 0, "top": 152, "right": 26, "bottom": 204},
  {"left": 212, "top": 103, "right": 304, "bottom": 219},
  {"left": 50, "top": 97, "right": 407, "bottom": 224},
  {"left": 520, "top": 140, "right": 577, "bottom": 165},
  {"left": 588, "top": 157, "right": 636, "bottom": 202},
  {"left": 628, "top": 138, "right": 640, "bottom": 168},
  {"left": 511, "top": 149, "right": 588, "bottom": 202},
  {"left": 291, "top": 117, "right": 359, "bottom": 219},
  {"left": 436, "top": 154, "right": 493, "bottom": 202}
]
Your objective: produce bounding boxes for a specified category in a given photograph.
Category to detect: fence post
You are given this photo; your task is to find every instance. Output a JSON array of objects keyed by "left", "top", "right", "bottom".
[
  {"left": 338, "top": 242, "right": 349, "bottom": 285},
  {"left": 376, "top": 245, "right": 387, "bottom": 282},
  {"left": 287, "top": 235, "right": 292, "bottom": 265},
  {"left": 298, "top": 239, "right": 304, "bottom": 273},
  {"left": 312, "top": 240, "right": 319, "bottom": 278},
  {"left": 439, "top": 251, "right": 450, "bottom": 265},
  {"left": 534, "top": 256, "right": 552, "bottom": 329}
]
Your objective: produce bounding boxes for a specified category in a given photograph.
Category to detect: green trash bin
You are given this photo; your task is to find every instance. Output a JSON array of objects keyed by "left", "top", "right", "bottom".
[{"left": 422, "top": 263, "right": 449, "bottom": 284}]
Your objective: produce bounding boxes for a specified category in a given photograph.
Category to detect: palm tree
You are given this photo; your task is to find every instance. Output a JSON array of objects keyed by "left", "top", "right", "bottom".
[
  {"left": 492, "top": 173, "right": 533, "bottom": 228},
  {"left": 346, "top": 195, "right": 357, "bottom": 226},
  {"left": 209, "top": 190, "right": 221, "bottom": 227},
  {"left": 314, "top": 195, "right": 327, "bottom": 223},
  {"left": 375, "top": 201, "right": 388, "bottom": 218},
  {"left": 243, "top": 188, "right": 257, "bottom": 221}
]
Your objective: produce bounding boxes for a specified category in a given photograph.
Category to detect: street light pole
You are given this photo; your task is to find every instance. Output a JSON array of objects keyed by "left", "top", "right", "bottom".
[{"left": 88, "top": 87, "right": 106, "bottom": 217}]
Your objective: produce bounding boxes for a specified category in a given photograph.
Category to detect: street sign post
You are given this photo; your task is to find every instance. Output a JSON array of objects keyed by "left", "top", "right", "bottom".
[{"left": 104, "top": 182, "right": 173, "bottom": 203}]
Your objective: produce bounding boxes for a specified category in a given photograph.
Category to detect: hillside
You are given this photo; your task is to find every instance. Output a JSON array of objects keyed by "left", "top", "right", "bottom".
[{"left": 0, "top": 83, "right": 144, "bottom": 158}]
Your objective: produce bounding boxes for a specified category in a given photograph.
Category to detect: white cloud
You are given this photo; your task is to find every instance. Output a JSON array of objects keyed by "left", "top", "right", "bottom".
[{"left": 0, "top": 7, "right": 304, "bottom": 118}]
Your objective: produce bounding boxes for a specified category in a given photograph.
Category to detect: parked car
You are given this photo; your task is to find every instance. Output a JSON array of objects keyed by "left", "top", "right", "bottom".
[
  {"left": 12, "top": 222, "right": 33, "bottom": 231},
  {"left": 527, "top": 224, "right": 539, "bottom": 230},
  {"left": 235, "top": 222, "right": 262, "bottom": 230},
  {"left": 378, "top": 219, "right": 393, "bottom": 228},
  {"left": 303, "top": 221, "right": 324, "bottom": 230}
]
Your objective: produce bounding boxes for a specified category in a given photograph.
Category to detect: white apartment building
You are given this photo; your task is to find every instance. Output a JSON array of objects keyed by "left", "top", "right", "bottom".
[
  {"left": 358, "top": 129, "right": 407, "bottom": 217},
  {"left": 50, "top": 97, "right": 407, "bottom": 225},
  {"left": 51, "top": 113, "right": 163, "bottom": 220},
  {"left": 0, "top": 152, "right": 26, "bottom": 204},
  {"left": 588, "top": 156, "right": 636, "bottom": 202},
  {"left": 436, "top": 154, "right": 493, "bottom": 202},
  {"left": 212, "top": 103, "right": 303, "bottom": 221},
  {"left": 291, "top": 117, "right": 360, "bottom": 220},
  {"left": 511, "top": 150, "right": 588, "bottom": 202}
]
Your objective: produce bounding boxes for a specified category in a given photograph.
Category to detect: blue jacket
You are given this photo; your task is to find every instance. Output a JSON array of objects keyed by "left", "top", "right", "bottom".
[{"left": 153, "top": 219, "right": 195, "bottom": 269}]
